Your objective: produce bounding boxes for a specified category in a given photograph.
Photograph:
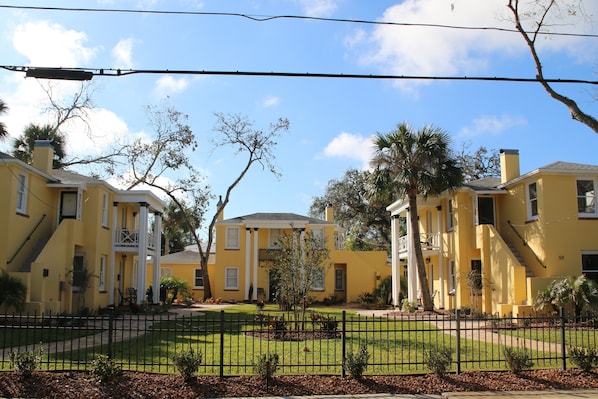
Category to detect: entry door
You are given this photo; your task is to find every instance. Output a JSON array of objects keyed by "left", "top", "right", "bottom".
[
  {"left": 478, "top": 197, "right": 496, "bottom": 226},
  {"left": 60, "top": 191, "right": 78, "bottom": 222}
]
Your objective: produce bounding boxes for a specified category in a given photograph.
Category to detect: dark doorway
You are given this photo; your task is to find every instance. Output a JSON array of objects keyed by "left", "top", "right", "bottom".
[{"left": 478, "top": 197, "right": 495, "bottom": 226}]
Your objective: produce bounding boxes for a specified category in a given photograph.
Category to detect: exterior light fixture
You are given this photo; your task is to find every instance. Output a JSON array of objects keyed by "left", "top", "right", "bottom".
[{"left": 25, "top": 67, "right": 93, "bottom": 81}]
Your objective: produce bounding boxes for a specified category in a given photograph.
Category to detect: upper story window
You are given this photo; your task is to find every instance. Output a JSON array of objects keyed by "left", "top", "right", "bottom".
[
  {"left": 16, "top": 173, "right": 28, "bottom": 214},
  {"left": 526, "top": 182, "right": 538, "bottom": 220},
  {"left": 226, "top": 227, "right": 240, "bottom": 249},
  {"left": 447, "top": 200, "right": 454, "bottom": 231},
  {"left": 269, "top": 228, "right": 281, "bottom": 248},
  {"left": 310, "top": 228, "right": 325, "bottom": 248},
  {"left": 577, "top": 179, "right": 596, "bottom": 217},
  {"left": 102, "top": 193, "right": 109, "bottom": 227}
]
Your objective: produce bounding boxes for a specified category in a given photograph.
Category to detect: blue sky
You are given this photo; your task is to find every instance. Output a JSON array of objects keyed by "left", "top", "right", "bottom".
[{"left": 1, "top": 0, "right": 598, "bottom": 221}]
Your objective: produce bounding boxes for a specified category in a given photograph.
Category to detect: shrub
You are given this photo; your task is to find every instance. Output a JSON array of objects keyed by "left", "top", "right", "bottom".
[
  {"left": 569, "top": 347, "right": 598, "bottom": 372},
  {"left": 253, "top": 353, "right": 279, "bottom": 381},
  {"left": 9, "top": 344, "right": 43, "bottom": 378},
  {"left": 172, "top": 348, "right": 202, "bottom": 382},
  {"left": 401, "top": 299, "right": 417, "bottom": 313},
  {"left": 91, "top": 355, "right": 123, "bottom": 381},
  {"left": 424, "top": 346, "right": 453, "bottom": 376},
  {"left": 343, "top": 346, "right": 369, "bottom": 379},
  {"left": 503, "top": 347, "right": 534, "bottom": 373}
]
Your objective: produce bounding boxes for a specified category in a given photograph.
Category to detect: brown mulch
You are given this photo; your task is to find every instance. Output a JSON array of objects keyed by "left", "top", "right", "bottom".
[{"left": 1, "top": 369, "right": 598, "bottom": 398}]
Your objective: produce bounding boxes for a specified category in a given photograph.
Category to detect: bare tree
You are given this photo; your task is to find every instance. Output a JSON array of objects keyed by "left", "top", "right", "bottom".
[
  {"left": 123, "top": 107, "right": 290, "bottom": 299},
  {"left": 507, "top": 0, "right": 598, "bottom": 134}
]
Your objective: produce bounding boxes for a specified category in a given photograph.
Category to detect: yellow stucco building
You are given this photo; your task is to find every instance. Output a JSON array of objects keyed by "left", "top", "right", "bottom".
[
  {"left": 0, "top": 141, "right": 166, "bottom": 314},
  {"left": 387, "top": 149, "right": 598, "bottom": 316},
  {"left": 152, "top": 209, "right": 390, "bottom": 303}
]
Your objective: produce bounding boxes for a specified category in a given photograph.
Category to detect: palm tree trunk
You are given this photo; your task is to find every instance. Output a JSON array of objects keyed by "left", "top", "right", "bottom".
[{"left": 408, "top": 191, "right": 434, "bottom": 311}]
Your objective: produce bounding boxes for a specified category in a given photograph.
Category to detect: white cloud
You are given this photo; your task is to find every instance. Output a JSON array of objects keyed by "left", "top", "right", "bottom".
[
  {"left": 322, "top": 132, "right": 374, "bottom": 169},
  {"left": 259, "top": 95, "right": 280, "bottom": 108},
  {"left": 349, "top": 0, "right": 598, "bottom": 89},
  {"left": 13, "top": 20, "right": 98, "bottom": 66},
  {"left": 153, "top": 76, "right": 189, "bottom": 96},
  {"left": 112, "top": 38, "right": 136, "bottom": 69},
  {"left": 297, "top": 0, "right": 338, "bottom": 17},
  {"left": 458, "top": 114, "right": 527, "bottom": 139}
]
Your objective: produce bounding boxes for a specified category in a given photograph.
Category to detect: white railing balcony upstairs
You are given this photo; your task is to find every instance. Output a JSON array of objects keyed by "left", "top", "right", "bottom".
[
  {"left": 397, "top": 233, "right": 440, "bottom": 253},
  {"left": 115, "top": 229, "right": 156, "bottom": 250}
]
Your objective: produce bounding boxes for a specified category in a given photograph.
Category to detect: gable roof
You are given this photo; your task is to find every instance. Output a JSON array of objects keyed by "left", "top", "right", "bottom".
[{"left": 499, "top": 160, "right": 598, "bottom": 188}]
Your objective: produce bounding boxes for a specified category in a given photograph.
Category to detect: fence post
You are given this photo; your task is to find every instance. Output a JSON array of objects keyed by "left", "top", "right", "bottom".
[
  {"left": 559, "top": 307, "right": 567, "bottom": 370},
  {"left": 341, "top": 310, "right": 346, "bottom": 377},
  {"left": 455, "top": 309, "right": 461, "bottom": 374},
  {"left": 107, "top": 306, "right": 114, "bottom": 358},
  {"left": 219, "top": 310, "right": 225, "bottom": 378}
]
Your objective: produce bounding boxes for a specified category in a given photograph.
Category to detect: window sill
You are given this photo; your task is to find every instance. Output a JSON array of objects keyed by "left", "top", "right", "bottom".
[
  {"left": 224, "top": 288, "right": 239, "bottom": 291},
  {"left": 16, "top": 211, "right": 29, "bottom": 218}
]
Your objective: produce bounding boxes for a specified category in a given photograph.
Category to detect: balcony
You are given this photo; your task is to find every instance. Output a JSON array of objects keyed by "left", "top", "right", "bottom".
[
  {"left": 114, "top": 229, "right": 156, "bottom": 252},
  {"left": 397, "top": 233, "right": 440, "bottom": 255}
]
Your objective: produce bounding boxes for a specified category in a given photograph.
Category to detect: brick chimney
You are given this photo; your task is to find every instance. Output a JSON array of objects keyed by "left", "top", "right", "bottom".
[
  {"left": 500, "top": 149, "right": 520, "bottom": 184},
  {"left": 325, "top": 204, "right": 334, "bottom": 222},
  {"left": 32, "top": 140, "right": 54, "bottom": 174}
]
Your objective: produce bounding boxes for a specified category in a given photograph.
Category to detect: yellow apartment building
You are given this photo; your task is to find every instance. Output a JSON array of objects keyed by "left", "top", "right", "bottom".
[
  {"left": 387, "top": 149, "right": 598, "bottom": 316},
  {"left": 0, "top": 140, "right": 166, "bottom": 314}
]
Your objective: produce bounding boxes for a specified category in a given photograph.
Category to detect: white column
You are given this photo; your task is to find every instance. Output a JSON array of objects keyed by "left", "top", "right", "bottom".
[
  {"left": 245, "top": 228, "right": 251, "bottom": 301},
  {"left": 152, "top": 211, "right": 162, "bottom": 304},
  {"left": 137, "top": 203, "right": 149, "bottom": 304},
  {"left": 391, "top": 214, "right": 400, "bottom": 307},
  {"left": 436, "top": 206, "right": 445, "bottom": 309},
  {"left": 253, "top": 228, "right": 259, "bottom": 301},
  {"left": 109, "top": 202, "right": 118, "bottom": 305},
  {"left": 407, "top": 208, "right": 417, "bottom": 302}
]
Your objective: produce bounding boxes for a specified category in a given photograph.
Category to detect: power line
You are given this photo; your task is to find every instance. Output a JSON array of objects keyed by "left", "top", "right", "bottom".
[
  {"left": 1, "top": 66, "right": 597, "bottom": 85},
  {"left": 0, "top": 4, "right": 597, "bottom": 39}
]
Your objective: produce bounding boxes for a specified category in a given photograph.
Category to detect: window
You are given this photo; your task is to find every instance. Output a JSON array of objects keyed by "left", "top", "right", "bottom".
[
  {"left": 102, "top": 193, "right": 109, "bottom": 227},
  {"left": 16, "top": 173, "right": 28, "bottom": 213},
  {"left": 160, "top": 267, "right": 172, "bottom": 277},
  {"left": 582, "top": 253, "right": 598, "bottom": 283},
  {"left": 449, "top": 260, "right": 456, "bottom": 293},
  {"left": 527, "top": 182, "right": 538, "bottom": 220},
  {"left": 194, "top": 268, "right": 204, "bottom": 288},
  {"left": 334, "top": 269, "right": 344, "bottom": 291},
  {"left": 447, "top": 200, "right": 454, "bottom": 231},
  {"left": 72, "top": 254, "right": 85, "bottom": 292},
  {"left": 310, "top": 228, "right": 325, "bottom": 249},
  {"left": 577, "top": 179, "right": 596, "bottom": 216},
  {"left": 311, "top": 268, "right": 325, "bottom": 291},
  {"left": 99, "top": 255, "right": 106, "bottom": 292},
  {"left": 226, "top": 227, "right": 240, "bottom": 249},
  {"left": 224, "top": 267, "right": 238, "bottom": 290},
  {"left": 269, "top": 228, "right": 281, "bottom": 248}
]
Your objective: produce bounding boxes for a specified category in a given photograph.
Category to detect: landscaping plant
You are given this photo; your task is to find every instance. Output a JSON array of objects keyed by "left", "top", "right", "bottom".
[
  {"left": 503, "top": 347, "right": 534, "bottom": 374},
  {"left": 569, "top": 346, "right": 598, "bottom": 372},
  {"left": 172, "top": 348, "right": 202, "bottom": 382},
  {"left": 343, "top": 346, "right": 369, "bottom": 379},
  {"left": 90, "top": 355, "right": 123, "bottom": 382},
  {"left": 424, "top": 345, "right": 453, "bottom": 376},
  {"left": 253, "top": 353, "right": 280, "bottom": 382},
  {"left": 9, "top": 344, "right": 43, "bottom": 378}
]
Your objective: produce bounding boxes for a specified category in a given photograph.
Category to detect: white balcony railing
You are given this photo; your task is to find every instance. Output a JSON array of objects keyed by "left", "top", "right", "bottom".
[
  {"left": 397, "top": 233, "right": 440, "bottom": 253},
  {"left": 114, "top": 229, "right": 155, "bottom": 251}
]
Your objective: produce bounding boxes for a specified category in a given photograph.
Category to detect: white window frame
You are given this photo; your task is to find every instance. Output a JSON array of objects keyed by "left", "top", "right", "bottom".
[
  {"left": 526, "top": 181, "right": 538, "bottom": 221},
  {"left": 269, "top": 228, "right": 282, "bottom": 248},
  {"left": 194, "top": 268, "right": 204, "bottom": 288},
  {"left": 447, "top": 200, "right": 454, "bottom": 231},
  {"left": 225, "top": 227, "right": 240, "bottom": 249},
  {"left": 449, "top": 260, "right": 456, "bottom": 293},
  {"left": 102, "top": 193, "right": 109, "bottom": 227},
  {"left": 160, "top": 267, "right": 172, "bottom": 277},
  {"left": 334, "top": 268, "right": 344, "bottom": 291},
  {"left": 99, "top": 255, "right": 106, "bottom": 292},
  {"left": 224, "top": 267, "right": 239, "bottom": 290},
  {"left": 16, "top": 173, "right": 28, "bottom": 214},
  {"left": 310, "top": 228, "right": 325, "bottom": 249},
  {"left": 577, "top": 179, "right": 597, "bottom": 217},
  {"left": 311, "top": 268, "right": 325, "bottom": 291}
]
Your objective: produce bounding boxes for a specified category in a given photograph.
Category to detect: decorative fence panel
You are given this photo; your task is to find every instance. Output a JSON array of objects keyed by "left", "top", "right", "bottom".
[{"left": 0, "top": 308, "right": 595, "bottom": 375}]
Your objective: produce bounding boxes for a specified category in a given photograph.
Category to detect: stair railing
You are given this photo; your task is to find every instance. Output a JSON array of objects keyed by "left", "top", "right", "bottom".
[
  {"left": 506, "top": 220, "right": 547, "bottom": 269},
  {"left": 7, "top": 214, "right": 47, "bottom": 265}
]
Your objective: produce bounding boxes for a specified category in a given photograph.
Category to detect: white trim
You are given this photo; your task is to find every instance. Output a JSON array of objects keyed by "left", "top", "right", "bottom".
[
  {"left": 16, "top": 172, "right": 28, "bottom": 214},
  {"left": 577, "top": 178, "right": 597, "bottom": 218},
  {"left": 226, "top": 227, "right": 240, "bottom": 249},
  {"left": 526, "top": 181, "right": 539, "bottom": 221},
  {"left": 224, "top": 267, "right": 239, "bottom": 290}
]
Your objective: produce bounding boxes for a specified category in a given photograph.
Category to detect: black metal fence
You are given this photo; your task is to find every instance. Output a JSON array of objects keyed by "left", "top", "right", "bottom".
[{"left": 1, "top": 307, "right": 596, "bottom": 375}]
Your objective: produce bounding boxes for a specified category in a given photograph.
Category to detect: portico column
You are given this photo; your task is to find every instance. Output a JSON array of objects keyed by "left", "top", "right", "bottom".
[
  {"left": 152, "top": 211, "right": 162, "bottom": 304},
  {"left": 436, "top": 205, "right": 445, "bottom": 309},
  {"left": 137, "top": 203, "right": 149, "bottom": 304},
  {"left": 109, "top": 201, "right": 118, "bottom": 305},
  {"left": 391, "top": 214, "right": 400, "bottom": 307},
  {"left": 407, "top": 208, "right": 417, "bottom": 302},
  {"left": 253, "top": 228, "right": 259, "bottom": 301},
  {"left": 245, "top": 228, "right": 251, "bottom": 301}
]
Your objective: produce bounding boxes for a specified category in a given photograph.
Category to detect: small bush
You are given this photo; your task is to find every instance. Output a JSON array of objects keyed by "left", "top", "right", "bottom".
[
  {"left": 253, "top": 353, "right": 279, "bottom": 381},
  {"left": 424, "top": 346, "right": 453, "bottom": 376},
  {"left": 504, "top": 347, "right": 534, "bottom": 373},
  {"left": 9, "top": 344, "right": 43, "bottom": 378},
  {"left": 173, "top": 348, "right": 202, "bottom": 382},
  {"left": 401, "top": 299, "right": 417, "bottom": 313},
  {"left": 343, "top": 346, "right": 369, "bottom": 379},
  {"left": 569, "top": 347, "right": 598, "bottom": 372},
  {"left": 91, "top": 355, "right": 123, "bottom": 381}
]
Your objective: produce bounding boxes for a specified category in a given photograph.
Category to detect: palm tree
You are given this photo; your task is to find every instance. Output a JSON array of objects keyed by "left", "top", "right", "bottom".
[
  {"left": 12, "top": 123, "right": 66, "bottom": 168},
  {"left": 0, "top": 99, "right": 8, "bottom": 140},
  {"left": 0, "top": 270, "right": 27, "bottom": 311},
  {"left": 371, "top": 122, "right": 463, "bottom": 311}
]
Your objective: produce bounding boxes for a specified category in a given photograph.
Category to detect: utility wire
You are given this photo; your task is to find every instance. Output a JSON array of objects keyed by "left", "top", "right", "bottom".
[
  {"left": 2, "top": 66, "right": 597, "bottom": 85},
  {"left": 0, "top": 4, "right": 597, "bottom": 39}
]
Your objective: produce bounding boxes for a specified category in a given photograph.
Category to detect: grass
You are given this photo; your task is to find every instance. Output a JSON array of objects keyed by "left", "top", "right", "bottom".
[{"left": 1, "top": 304, "right": 585, "bottom": 374}]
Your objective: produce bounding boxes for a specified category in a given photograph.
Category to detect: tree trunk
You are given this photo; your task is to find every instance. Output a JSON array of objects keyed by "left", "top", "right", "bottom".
[
  {"left": 200, "top": 257, "right": 212, "bottom": 300},
  {"left": 408, "top": 190, "right": 434, "bottom": 311}
]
